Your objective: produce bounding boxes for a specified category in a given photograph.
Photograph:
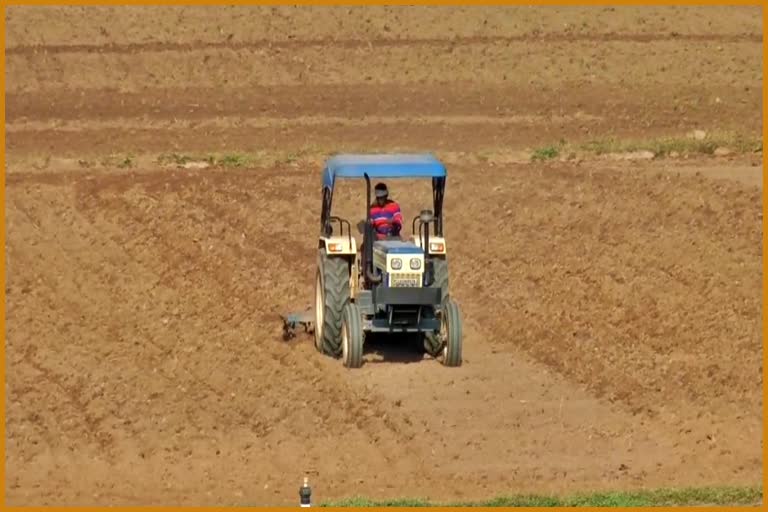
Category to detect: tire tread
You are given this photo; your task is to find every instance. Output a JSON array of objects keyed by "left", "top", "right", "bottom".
[{"left": 318, "top": 252, "right": 350, "bottom": 357}]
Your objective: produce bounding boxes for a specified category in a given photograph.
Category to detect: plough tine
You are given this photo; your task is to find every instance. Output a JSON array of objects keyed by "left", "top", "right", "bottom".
[{"left": 280, "top": 311, "right": 315, "bottom": 341}]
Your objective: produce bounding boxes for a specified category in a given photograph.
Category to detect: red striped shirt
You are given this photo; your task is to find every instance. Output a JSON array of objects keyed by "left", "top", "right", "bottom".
[{"left": 370, "top": 200, "right": 403, "bottom": 239}]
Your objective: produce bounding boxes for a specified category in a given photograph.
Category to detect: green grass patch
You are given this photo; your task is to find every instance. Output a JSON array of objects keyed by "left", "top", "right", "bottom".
[
  {"left": 214, "top": 152, "right": 252, "bottom": 167},
  {"left": 320, "top": 485, "right": 762, "bottom": 507},
  {"left": 156, "top": 152, "right": 253, "bottom": 168},
  {"left": 157, "top": 152, "right": 197, "bottom": 166},
  {"left": 99, "top": 153, "right": 135, "bottom": 168},
  {"left": 531, "top": 144, "right": 562, "bottom": 161}
]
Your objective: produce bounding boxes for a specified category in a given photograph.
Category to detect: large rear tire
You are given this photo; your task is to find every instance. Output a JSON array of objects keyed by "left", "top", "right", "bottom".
[
  {"left": 435, "top": 299, "right": 463, "bottom": 367},
  {"left": 341, "top": 302, "right": 364, "bottom": 368},
  {"left": 313, "top": 251, "right": 350, "bottom": 357},
  {"left": 429, "top": 256, "right": 449, "bottom": 304}
]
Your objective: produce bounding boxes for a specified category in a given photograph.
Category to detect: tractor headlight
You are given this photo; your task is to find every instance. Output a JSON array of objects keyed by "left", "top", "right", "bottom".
[
  {"left": 391, "top": 258, "right": 403, "bottom": 270},
  {"left": 429, "top": 242, "right": 445, "bottom": 253},
  {"left": 410, "top": 258, "right": 422, "bottom": 270}
]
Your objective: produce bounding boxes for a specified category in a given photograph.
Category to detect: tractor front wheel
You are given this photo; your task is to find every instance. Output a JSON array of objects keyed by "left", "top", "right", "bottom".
[
  {"left": 436, "top": 299, "right": 463, "bottom": 367},
  {"left": 423, "top": 256, "right": 451, "bottom": 357},
  {"left": 429, "top": 256, "right": 449, "bottom": 304},
  {"left": 341, "top": 302, "right": 364, "bottom": 368}
]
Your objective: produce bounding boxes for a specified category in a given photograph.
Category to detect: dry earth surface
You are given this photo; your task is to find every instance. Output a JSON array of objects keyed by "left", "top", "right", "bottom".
[{"left": 4, "top": 5, "right": 764, "bottom": 506}]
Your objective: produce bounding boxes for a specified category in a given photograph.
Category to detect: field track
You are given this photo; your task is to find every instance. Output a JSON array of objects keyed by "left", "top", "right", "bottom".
[{"left": 5, "top": 5, "right": 763, "bottom": 506}]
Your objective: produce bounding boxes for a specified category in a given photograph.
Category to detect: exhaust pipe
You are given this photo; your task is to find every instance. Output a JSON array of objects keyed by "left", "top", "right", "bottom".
[
  {"left": 364, "top": 173, "right": 382, "bottom": 285},
  {"left": 419, "top": 209, "right": 435, "bottom": 286}
]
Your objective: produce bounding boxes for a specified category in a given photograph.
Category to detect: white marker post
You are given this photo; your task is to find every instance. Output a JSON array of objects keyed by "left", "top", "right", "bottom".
[{"left": 299, "top": 476, "right": 311, "bottom": 507}]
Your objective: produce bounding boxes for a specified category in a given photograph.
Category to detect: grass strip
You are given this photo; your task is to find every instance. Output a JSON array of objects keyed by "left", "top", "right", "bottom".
[
  {"left": 530, "top": 131, "right": 762, "bottom": 161},
  {"left": 319, "top": 485, "right": 762, "bottom": 507}
]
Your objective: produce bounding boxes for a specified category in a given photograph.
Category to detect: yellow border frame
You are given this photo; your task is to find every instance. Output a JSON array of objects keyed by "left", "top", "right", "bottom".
[{"left": 0, "top": 1, "right": 764, "bottom": 510}]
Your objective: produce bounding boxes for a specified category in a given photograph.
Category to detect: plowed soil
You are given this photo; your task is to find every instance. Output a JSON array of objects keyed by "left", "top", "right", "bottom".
[{"left": 5, "top": 5, "right": 763, "bottom": 506}]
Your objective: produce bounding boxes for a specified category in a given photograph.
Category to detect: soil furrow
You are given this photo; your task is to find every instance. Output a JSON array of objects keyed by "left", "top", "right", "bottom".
[{"left": 6, "top": 32, "right": 762, "bottom": 56}]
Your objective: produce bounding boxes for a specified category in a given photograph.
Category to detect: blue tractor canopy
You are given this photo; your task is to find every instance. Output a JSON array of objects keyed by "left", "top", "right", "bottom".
[
  {"left": 320, "top": 153, "right": 447, "bottom": 240},
  {"left": 322, "top": 153, "right": 447, "bottom": 190}
]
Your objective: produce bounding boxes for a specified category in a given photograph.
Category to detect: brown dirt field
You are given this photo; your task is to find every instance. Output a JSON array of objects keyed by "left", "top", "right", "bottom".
[{"left": 4, "top": 5, "right": 763, "bottom": 506}]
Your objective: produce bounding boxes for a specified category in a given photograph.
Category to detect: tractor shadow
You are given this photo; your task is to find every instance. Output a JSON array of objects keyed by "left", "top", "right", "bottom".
[{"left": 363, "top": 332, "right": 428, "bottom": 364}]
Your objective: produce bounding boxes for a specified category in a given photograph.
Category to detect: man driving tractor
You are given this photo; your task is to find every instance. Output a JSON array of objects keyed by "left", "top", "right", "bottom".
[{"left": 369, "top": 182, "right": 403, "bottom": 240}]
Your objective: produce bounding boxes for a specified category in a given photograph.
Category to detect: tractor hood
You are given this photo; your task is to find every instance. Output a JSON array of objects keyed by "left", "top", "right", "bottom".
[
  {"left": 372, "top": 240, "right": 424, "bottom": 255},
  {"left": 373, "top": 240, "right": 425, "bottom": 275}
]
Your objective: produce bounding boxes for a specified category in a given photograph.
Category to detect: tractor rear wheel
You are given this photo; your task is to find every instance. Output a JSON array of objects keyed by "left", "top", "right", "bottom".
[
  {"left": 436, "top": 299, "right": 463, "bottom": 367},
  {"left": 341, "top": 302, "right": 364, "bottom": 368},
  {"left": 313, "top": 251, "right": 350, "bottom": 357},
  {"left": 429, "top": 256, "right": 449, "bottom": 304},
  {"left": 423, "top": 256, "right": 450, "bottom": 356}
]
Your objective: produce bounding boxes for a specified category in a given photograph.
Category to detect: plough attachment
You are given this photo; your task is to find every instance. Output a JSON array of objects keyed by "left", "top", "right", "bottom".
[{"left": 280, "top": 310, "right": 315, "bottom": 341}]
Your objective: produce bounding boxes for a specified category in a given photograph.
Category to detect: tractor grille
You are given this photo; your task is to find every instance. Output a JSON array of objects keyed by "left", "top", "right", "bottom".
[{"left": 389, "top": 272, "right": 422, "bottom": 288}]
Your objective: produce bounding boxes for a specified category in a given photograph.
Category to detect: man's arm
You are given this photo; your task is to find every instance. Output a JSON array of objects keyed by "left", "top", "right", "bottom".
[{"left": 391, "top": 202, "right": 403, "bottom": 235}]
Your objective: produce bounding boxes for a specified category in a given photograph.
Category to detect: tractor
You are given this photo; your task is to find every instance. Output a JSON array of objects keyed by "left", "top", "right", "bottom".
[{"left": 308, "top": 153, "right": 463, "bottom": 368}]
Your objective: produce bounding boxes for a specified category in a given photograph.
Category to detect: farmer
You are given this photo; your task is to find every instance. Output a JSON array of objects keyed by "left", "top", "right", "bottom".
[{"left": 369, "top": 182, "right": 403, "bottom": 240}]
